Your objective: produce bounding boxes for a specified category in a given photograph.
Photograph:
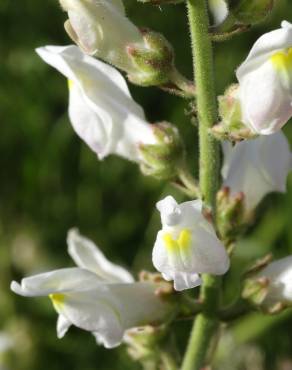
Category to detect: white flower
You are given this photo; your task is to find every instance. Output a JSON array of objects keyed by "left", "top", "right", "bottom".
[
  {"left": 152, "top": 196, "right": 230, "bottom": 291},
  {"left": 59, "top": 0, "right": 146, "bottom": 74},
  {"left": 236, "top": 21, "right": 292, "bottom": 135},
  {"left": 222, "top": 131, "right": 292, "bottom": 212},
  {"left": 208, "top": 0, "right": 229, "bottom": 26},
  {"left": 11, "top": 229, "right": 169, "bottom": 349},
  {"left": 36, "top": 45, "right": 158, "bottom": 162},
  {"left": 257, "top": 256, "right": 292, "bottom": 306}
]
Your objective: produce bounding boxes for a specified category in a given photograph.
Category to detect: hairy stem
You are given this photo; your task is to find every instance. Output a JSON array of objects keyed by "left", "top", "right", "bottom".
[{"left": 181, "top": 1, "right": 221, "bottom": 370}]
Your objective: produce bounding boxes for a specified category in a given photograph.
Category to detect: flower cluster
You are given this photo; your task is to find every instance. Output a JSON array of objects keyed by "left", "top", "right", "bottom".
[{"left": 9, "top": 0, "right": 292, "bottom": 358}]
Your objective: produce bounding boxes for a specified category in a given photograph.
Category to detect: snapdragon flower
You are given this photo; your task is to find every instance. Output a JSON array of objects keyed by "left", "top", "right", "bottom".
[
  {"left": 236, "top": 21, "right": 292, "bottom": 135},
  {"left": 222, "top": 131, "right": 292, "bottom": 212},
  {"left": 59, "top": 0, "right": 146, "bottom": 74},
  {"left": 152, "top": 196, "right": 230, "bottom": 291},
  {"left": 36, "top": 45, "right": 158, "bottom": 162},
  {"left": 11, "top": 230, "right": 169, "bottom": 348}
]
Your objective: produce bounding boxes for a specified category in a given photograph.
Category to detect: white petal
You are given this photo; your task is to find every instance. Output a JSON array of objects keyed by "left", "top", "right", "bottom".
[
  {"left": 36, "top": 45, "right": 157, "bottom": 162},
  {"left": 222, "top": 132, "right": 291, "bottom": 210},
  {"left": 156, "top": 196, "right": 181, "bottom": 227},
  {"left": 186, "top": 229, "right": 230, "bottom": 275},
  {"left": 54, "top": 282, "right": 167, "bottom": 348},
  {"left": 208, "top": 0, "right": 228, "bottom": 26},
  {"left": 153, "top": 197, "right": 230, "bottom": 289},
  {"left": 68, "top": 80, "right": 113, "bottom": 159},
  {"left": 56, "top": 289, "right": 125, "bottom": 348},
  {"left": 237, "top": 21, "right": 292, "bottom": 80},
  {"left": 152, "top": 231, "right": 173, "bottom": 274},
  {"left": 172, "top": 272, "right": 202, "bottom": 292},
  {"left": 258, "top": 256, "right": 292, "bottom": 304},
  {"left": 60, "top": 0, "right": 145, "bottom": 73},
  {"left": 178, "top": 199, "right": 207, "bottom": 231},
  {"left": 105, "top": 282, "right": 168, "bottom": 329},
  {"left": 10, "top": 268, "right": 100, "bottom": 297},
  {"left": 67, "top": 229, "right": 134, "bottom": 283},
  {"left": 238, "top": 61, "right": 292, "bottom": 134},
  {"left": 57, "top": 314, "right": 71, "bottom": 338},
  {"left": 162, "top": 271, "right": 201, "bottom": 291}
]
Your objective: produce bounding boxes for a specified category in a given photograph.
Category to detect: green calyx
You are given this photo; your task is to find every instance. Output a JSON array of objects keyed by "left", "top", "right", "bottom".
[
  {"left": 229, "top": 0, "right": 274, "bottom": 25},
  {"left": 211, "top": 84, "right": 256, "bottom": 142},
  {"left": 242, "top": 277, "right": 270, "bottom": 306},
  {"left": 216, "top": 186, "right": 249, "bottom": 246},
  {"left": 139, "top": 122, "right": 184, "bottom": 180},
  {"left": 127, "top": 30, "right": 174, "bottom": 86}
]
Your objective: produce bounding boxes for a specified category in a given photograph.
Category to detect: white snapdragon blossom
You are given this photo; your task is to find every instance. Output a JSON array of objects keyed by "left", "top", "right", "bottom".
[
  {"left": 257, "top": 256, "right": 292, "bottom": 306},
  {"left": 59, "top": 0, "right": 146, "bottom": 74},
  {"left": 208, "top": 0, "right": 229, "bottom": 26},
  {"left": 222, "top": 131, "right": 292, "bottom": 212},
  {"left": 236, "top": 21, "right": 292, "bottom": 135},
  {"left": 36, "top": 45, "right": 158, "bottom": 162},
  {"left": 11, "top": 230, "right": 169, "bottom": 349},
  {"left": 152, "top": 196, "right": 230, "bottom": 291}
]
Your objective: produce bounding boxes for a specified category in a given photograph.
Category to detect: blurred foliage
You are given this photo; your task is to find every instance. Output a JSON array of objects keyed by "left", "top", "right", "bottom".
[{"left": 0, "top": 0, "right": 292, "bottom": 369}]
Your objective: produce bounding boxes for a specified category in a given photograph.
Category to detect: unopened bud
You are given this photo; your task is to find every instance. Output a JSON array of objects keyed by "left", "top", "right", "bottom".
[
  {"left": 127, "top": 30, "right": 174, "bottom": 86},
  {"left": 230, "top": 0, "right": 274, "bottom": 25},
  {"left": 139, "top": 122, "right": 184, "bottom": 180},
  {"left": 212, "top": 84, "right": 256, "bottom": 141},
  {"left": 216, "top": 186, "right": 248, "bottom": 245}
]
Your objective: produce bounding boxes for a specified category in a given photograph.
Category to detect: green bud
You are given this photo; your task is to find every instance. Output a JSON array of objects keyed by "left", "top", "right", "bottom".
[
  {"left": 127, "top": 30, "right": 174, "bottom": 86},
  {"left": 139, "top": 122, "right": 184, "bottom": 180},
  {"left": 211, "top": 84, "right": 256, "bottom": 141},
  {"left": 229, "top": 0, "right": 274, "bottom": 25},
  {"left": 242, "top": 277, "right": 270, "bottom": 306},
  {"left": 216, "top": 186, "right": 249, "bottom": 245}
]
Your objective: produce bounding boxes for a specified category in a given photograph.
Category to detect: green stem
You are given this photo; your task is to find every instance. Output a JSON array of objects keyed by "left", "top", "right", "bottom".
[{"left": 181, "top": 1, "right": 221, "bottom": 369}]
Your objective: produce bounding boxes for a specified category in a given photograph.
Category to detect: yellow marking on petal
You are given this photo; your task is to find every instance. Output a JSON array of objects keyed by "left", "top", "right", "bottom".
[
  {"left": 49, "top": 293, "right": 65, "bottom": 307},
  {"left": 163, "top": 229, "right": 192, "bottom": 252},
  {"left": 67, "top": 79, "right": 74, "bottom": 90},
  {"left": 270, "top": 48, "right": 292, "bottom": 70},
  {"left": 178, "top": 229, "right": 192, "bottom": 249},
  {"left": 163, "top": 233, "right": 178, "bottom": 251}
]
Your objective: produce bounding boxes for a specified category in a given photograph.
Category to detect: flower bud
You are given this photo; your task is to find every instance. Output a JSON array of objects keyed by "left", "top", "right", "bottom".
[
  {"left": 216, "top": 187, "right": 247, "bottom": 245},
  {"left": 212, "top": 84, "right": 256, "bottom": 141},
  {"left": 139, "top": 122, "right": 184, "bottom": 180},
  {"left": 230, "top": 0, "right": 274, "bottom": 25},
  {"left": 127, "top": 30, "right": 174, "bottom": 86}
]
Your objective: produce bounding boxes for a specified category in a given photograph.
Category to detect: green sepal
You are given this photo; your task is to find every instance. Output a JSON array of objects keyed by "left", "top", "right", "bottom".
[
  {"left": 211, "top": 84, "right": 257, "bottom": 142},
  {"left": 242, "top": 277, "right": 270, "bottom": 306},
  {"left": 229, "top": 0, "right": 274, "bottom": 25},
  {"left": 216, "top": 187, "right": 250, "bottom": 246},
  {"left": 139, "top": 122, "right": 184, "bottom": 180},
  {"left": 127, "top": 30, "right": 174, "bottom": 86}
]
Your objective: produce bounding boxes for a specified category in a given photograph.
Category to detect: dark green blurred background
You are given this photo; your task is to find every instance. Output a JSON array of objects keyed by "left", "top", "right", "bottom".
[{"left": 1, "top": 0, "right": 292, "bottom": 369}]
